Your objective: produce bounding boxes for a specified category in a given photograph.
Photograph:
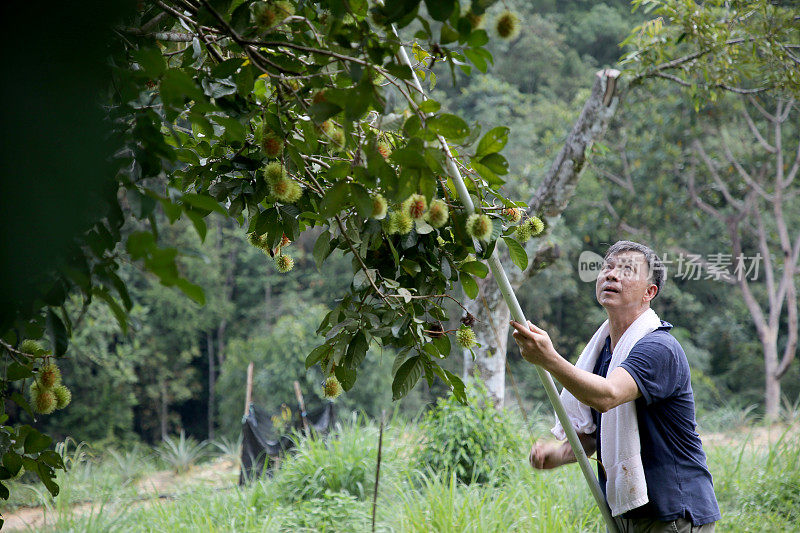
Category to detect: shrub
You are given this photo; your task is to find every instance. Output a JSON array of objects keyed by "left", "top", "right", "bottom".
[
  {"left": 155, "top": 430, "right": 208, "bottom": 474},
  {"left": 416, "top": 381, "right": 521, "bottom": 484}
]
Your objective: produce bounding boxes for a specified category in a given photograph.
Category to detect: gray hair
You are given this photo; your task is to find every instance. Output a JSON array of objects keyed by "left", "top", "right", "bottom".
[{"left": 603, "top": 240, "right": 666, "bottom": 299}]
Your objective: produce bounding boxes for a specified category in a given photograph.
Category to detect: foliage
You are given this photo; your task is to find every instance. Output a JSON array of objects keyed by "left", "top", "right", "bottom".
[
  {"left": 155, "top": 431, "right": 209, "bottom": 474},
  {"left": 622, "top": 0, "right": 800, "bottom": 104},
  {"left": 416, "top": 382, "right": 521, "bottom": 484},
  {"left": 281, "top": 490, "right": 371, "bottom": 531}
]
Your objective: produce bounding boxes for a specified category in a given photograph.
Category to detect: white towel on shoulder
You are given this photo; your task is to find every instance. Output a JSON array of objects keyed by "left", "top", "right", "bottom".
[{"left": 551, "top": 308, "right": 662, "bottom": 516}]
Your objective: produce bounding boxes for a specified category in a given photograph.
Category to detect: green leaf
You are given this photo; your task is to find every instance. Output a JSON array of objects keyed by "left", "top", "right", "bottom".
[
  {"left": 418, "top": 99, "right": 441, "bottom": 114},
  {"left": 460, "top": 260, "right": 489, "bottom": 278},
  {"left": 45, "top": 309, "right": 68, "bottom": 356},
  {"left": 320, "top": 181, "right": 349, "bottom": 217},
  {"left": 344, "top": 331, "right": 369, "bottom": 369},
  {"left": 350, "top": 184, "right": 373, "bottom": 219},
  {"left": 476, "top": 126, "right": 509, "bottom": 157},
  {"left": 185, "top": 210, "right": 207, "bottom": 242},
  {"left": 335, "top": 366, "right": 357, "bottom": 391},
  {"left": 463, "top": 48, "right": 487, "bottom": 73},
  {"left": 392, "top": 355, "right": 423, "bottom": 400},
  {"left": 467, "top": 29, "right": 489, "bottom": 47},
  {"left": 444, "top": 369, "right": 467, "bottom": 404},
  {"left": 23, "top": 428, "right": 51, "bottom": 455},
  {"left": 427, "top": 114, "right": 470, "bottom": 140},
  {"left": 503, "top": 236, "right": 528, "bottom": 271},
  {"left": 182, "top": 193, "right": 227, "bottom": 214},
  {"left": 160, "top": 69, "right": 205, "bottom": 107},
  {"left": 92, "top": 288, "right": 129, "bottom": 334},
  {"left": 313, "top": 230, "right": 332, "bottom": 271},
  {"left": 175, "top": 278, "right": 206, "bottom": 305},
  {"left": 6, "top": 362, "right": 33, "bottom": 381},
  {"left": 479, "top": 153, "right": 509, "bottom": 175},
  {"left": 11, "top": 393, "right": 34, "bottom": 419},
  {"left": 210, "top": 58, "right": 244, "bottom": 78},
  {"left": 306, "top": 344, "right": 332, "bottom": 369},
  {"left": 210, "top": 116, "right": 245, "bottom": 144},
  {"left": 460, "top": 273, "right": 478, "bottom": 299},
  {"left": 424, "top": 0, "right": 454, "bottom": 21}
]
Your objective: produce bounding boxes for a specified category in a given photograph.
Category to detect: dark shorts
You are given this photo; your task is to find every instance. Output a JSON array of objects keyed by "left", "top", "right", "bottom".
[{"left": 613, "top": 517, "right": 715, "bottom": 533}]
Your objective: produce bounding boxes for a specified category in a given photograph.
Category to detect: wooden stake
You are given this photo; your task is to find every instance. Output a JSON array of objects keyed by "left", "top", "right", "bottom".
[
  {"left": 244, "top": 361, "right": 254, "bottom": 417},
  {"left": 293, "top": 380, "right": 310, "bottom": 435}
]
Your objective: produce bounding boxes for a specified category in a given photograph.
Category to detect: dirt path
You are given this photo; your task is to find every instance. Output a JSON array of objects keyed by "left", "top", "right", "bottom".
[{"left": 2, "top": 458, "right": 239, "bottom": 532}]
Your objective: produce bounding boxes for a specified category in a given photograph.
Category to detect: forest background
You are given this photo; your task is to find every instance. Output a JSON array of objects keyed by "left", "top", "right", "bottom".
[{"left": 5, "top": 0, "right": 799, "bottom": 449}]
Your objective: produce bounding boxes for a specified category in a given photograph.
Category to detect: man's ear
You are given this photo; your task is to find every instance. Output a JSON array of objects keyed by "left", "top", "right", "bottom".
[{"left": 643, "top": 283, "right": 658, "bottom": 303}]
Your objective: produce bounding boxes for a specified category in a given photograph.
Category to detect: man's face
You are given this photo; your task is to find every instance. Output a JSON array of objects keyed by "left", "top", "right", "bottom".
[{"left": 595, "top": 251, "right": 656, "bottom": 310}]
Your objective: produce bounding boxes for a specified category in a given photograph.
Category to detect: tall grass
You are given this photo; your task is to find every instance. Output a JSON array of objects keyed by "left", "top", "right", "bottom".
[{"left": 8, "top": 412, "right": 798, "bottom": 532}]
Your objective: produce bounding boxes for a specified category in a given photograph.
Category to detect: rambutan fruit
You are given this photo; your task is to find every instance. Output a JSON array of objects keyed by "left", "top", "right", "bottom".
[
  {"left": 426, "top": 199, "right": 449, "bottom": 228},
  {"left": 312, "top": 90, "right": 327, "bottom": 105},
  {"left": 319, "top": 120, "right": 335, "bottom": 136},
  {"left": 455, "top": 325, "right": 477, "bottom": 349},
  {"left": 275, "top": 254, "right": 294, "bottom": 273},
  {"left": 528, "top": 215, "right": 545, "bottom": 236},
  {"left": 515, "top": 223, "right": 532, "bottom": 243},
  {"left": 370, "top": 194, "right": 388, "bottom": 220},
  {"left": 377, "top": 140, "right": 392, "bottom": 159},
  {"left": 252, "top": 2, "right": 279, "bottom": 30},
  {"left": 405, "top": 194, "right": 427, "bottom": 220},
  {"left": 329, "top": 127, "right": 346, "bottom": 152},
  {"left": 495, "top": 10, "right": 520, "bottom": 40},
  {"left": 465, "top": 10, "right": 484, "bottom": 29},
  {"left": 247, "top": 232, "right": 263, "bottom": 248},
  {"left": 30, "top": 382, "right": 57, "bottom": 415},
  {"left": 466, "top": 214, "right": 492, "bottom": 241},
  {"left": 323, "top": 375, "right": 342, "bottom": 399},
  {"left": 20, "top": 339, "right": 47, "bottom": 357},
  {"left": 280, "top": 234, "right": 291, "bottom": 248},
  {"left": 38, "top": 362, "right": 61, "bottom": 388},
  {"left": 264, "top": 161, "right": 285, "bottom": 184},
  {"left": 502, "top": 207, "right": 522, "bottom": 224},
  {"left": 270, "top": 177, "right": 303, "bottom": 203},
  {"left": 275, "top": 0, "right": 295, "bottom": 18},
  {"left": 53, "top": 385, "right": 72, "bottom": 410},
  {"left": 393, "top": 211, "right": 414, "bottom": 235},
  {"left": 262, "top": 131, "right": 283, "bottom": 158}
]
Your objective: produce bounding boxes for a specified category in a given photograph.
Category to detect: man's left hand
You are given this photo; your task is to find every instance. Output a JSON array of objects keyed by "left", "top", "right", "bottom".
[{"left": 510, "top": 320, "right": 559, "bottom": 367}]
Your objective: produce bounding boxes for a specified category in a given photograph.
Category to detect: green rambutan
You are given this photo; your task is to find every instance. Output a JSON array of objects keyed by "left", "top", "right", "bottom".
[
  {"left": 38, "top": 362, "right": 61, "bottom": 388},
  {"left": 252, "top": 2, "right": 279, "bottom": 30},
  {"left": 275, "top": 254, "right": 294, "bottom": 273},
  {"left": 392, "top": 211, "right": 414, "bottom": 235},
  {"left": 280, "top": 234, "right": 291, "bottom": 248},
  {"left": 455, "top": 325, "right": 477, "bottom": 349},
  {"left": 264, "top": 161, "right": 285, "bottom": 184},
  {"left": 371, "top": 194, "right": 388, "bottom": 220},
  {"left": 247, "top": 232, "right": 263, "bottom": 248},
  {"left": 495, "top": 10, "right": 520, "bottom": 40},
  {"left": 466, "top": 214, "right": 492, "bottom": 241},
  {"left": 53, "top": 384, "right": 72, "bottom": 410},
  {"left": 270, "top": 177, "right": 303, "bottom": 203},
  {"left": 465, "top": 10, "right": 484, "bottom": 29},
  {"left": 20, "top": 339, "right": 47, "bottom": 357},
  {"left": 329, "top": 127, "right": 346, "bottom": 152},
  {"left": 426, "top": 199, "right": 449, "bottom": 228},
  {"left": 405, "top": 194, "right": 427, "bottom": 220},
  {"left": 262, "top": 131, "right": 283, "bottom": 158},
  {"left": 515, "top": 223, "right": 532, "bottom": 243},
  {"left": 30, "top": 382, "right": 57, "bottom": 415},
  {"left": 323, "top": 375, "right": 342, "bottom": 399},
  {"left": 274, "top": 0, "right": 295, "bottom": 18},
  {"left": 318, "top": 120, "right": 335, "bottom": 136},
  {"left": 528, "top": 215, "right": 545, "bottom": 236}
]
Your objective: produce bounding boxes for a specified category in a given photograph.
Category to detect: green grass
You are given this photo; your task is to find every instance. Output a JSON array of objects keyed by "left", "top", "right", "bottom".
[{"left": 4, "top": 414, "right": 799, "bottom": 532}]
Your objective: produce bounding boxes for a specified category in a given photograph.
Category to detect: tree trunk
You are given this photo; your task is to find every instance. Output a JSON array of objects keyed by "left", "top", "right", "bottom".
[
  {"left": 763, "top": 340, "right": 781, "bottom": 421},
  {"left": 467, "top": 69, "right": 620, "bottom": 409},
  {"left": 159, "top": 376, "right": 168, "bottom": 441},
  {"left": 207, "top": 331, "right": 216, "bottom": 440},
  {"left": 463, "top": 275, "right": 511, "bottom": 407}
]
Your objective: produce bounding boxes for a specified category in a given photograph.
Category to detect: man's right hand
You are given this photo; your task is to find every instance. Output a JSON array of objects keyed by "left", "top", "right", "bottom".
[{"left": 528, "top": 441, "right": 572, "bottom": 470}]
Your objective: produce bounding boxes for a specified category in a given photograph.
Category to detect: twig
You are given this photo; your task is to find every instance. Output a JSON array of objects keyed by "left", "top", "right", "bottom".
[{"left": 371, "top": 410, "right": 386, "bottom": 533}]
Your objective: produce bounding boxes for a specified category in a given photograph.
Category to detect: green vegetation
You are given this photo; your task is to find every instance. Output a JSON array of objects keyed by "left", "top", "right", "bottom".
[{"left": 3, "top": 408, "right": 797, "bottom": 532}]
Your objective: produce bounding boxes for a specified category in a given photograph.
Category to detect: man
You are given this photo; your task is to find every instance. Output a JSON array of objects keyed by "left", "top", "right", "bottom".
[{"left": 511, "top": 240, "right": 720, "bottom": 532}]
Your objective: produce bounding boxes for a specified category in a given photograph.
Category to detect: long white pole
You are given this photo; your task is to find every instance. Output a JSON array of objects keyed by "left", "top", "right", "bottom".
[{"left": 393, "top": 37, "right": 619, "bottom": 533}]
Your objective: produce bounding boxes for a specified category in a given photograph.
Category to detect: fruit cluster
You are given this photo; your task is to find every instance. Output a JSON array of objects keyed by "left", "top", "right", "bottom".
[{"left": 26, "top": 356, "right": 71, "bottom": 415}]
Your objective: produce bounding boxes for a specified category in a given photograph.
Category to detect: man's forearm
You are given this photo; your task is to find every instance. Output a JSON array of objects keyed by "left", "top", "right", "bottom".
[
  {"left": 560, "top": 432, "right": 597, "bottom": 465},
  {"left": 541, "top": 352, "right": 627, "bottom": 413}
]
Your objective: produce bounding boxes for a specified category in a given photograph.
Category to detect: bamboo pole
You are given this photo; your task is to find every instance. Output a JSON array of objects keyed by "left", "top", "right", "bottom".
[
  {"left": 293, "top": 380, "right": 310, "bottom": 436},
  {"left": 392, "top": 36, "right": 619, "bottom": 533},
  {"left": 244, "top": 361, "right": 254, "bottom": 416}
]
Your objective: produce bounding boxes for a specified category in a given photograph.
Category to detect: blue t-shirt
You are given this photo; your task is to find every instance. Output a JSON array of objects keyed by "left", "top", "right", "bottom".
[{"left": 590, "top": 320, "right": 721, "bottom": 525}]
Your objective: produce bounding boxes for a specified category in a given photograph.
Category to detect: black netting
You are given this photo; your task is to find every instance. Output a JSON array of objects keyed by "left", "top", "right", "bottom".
[{"left": 239, "top": 402, "right": 335, "bottom": 484}]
